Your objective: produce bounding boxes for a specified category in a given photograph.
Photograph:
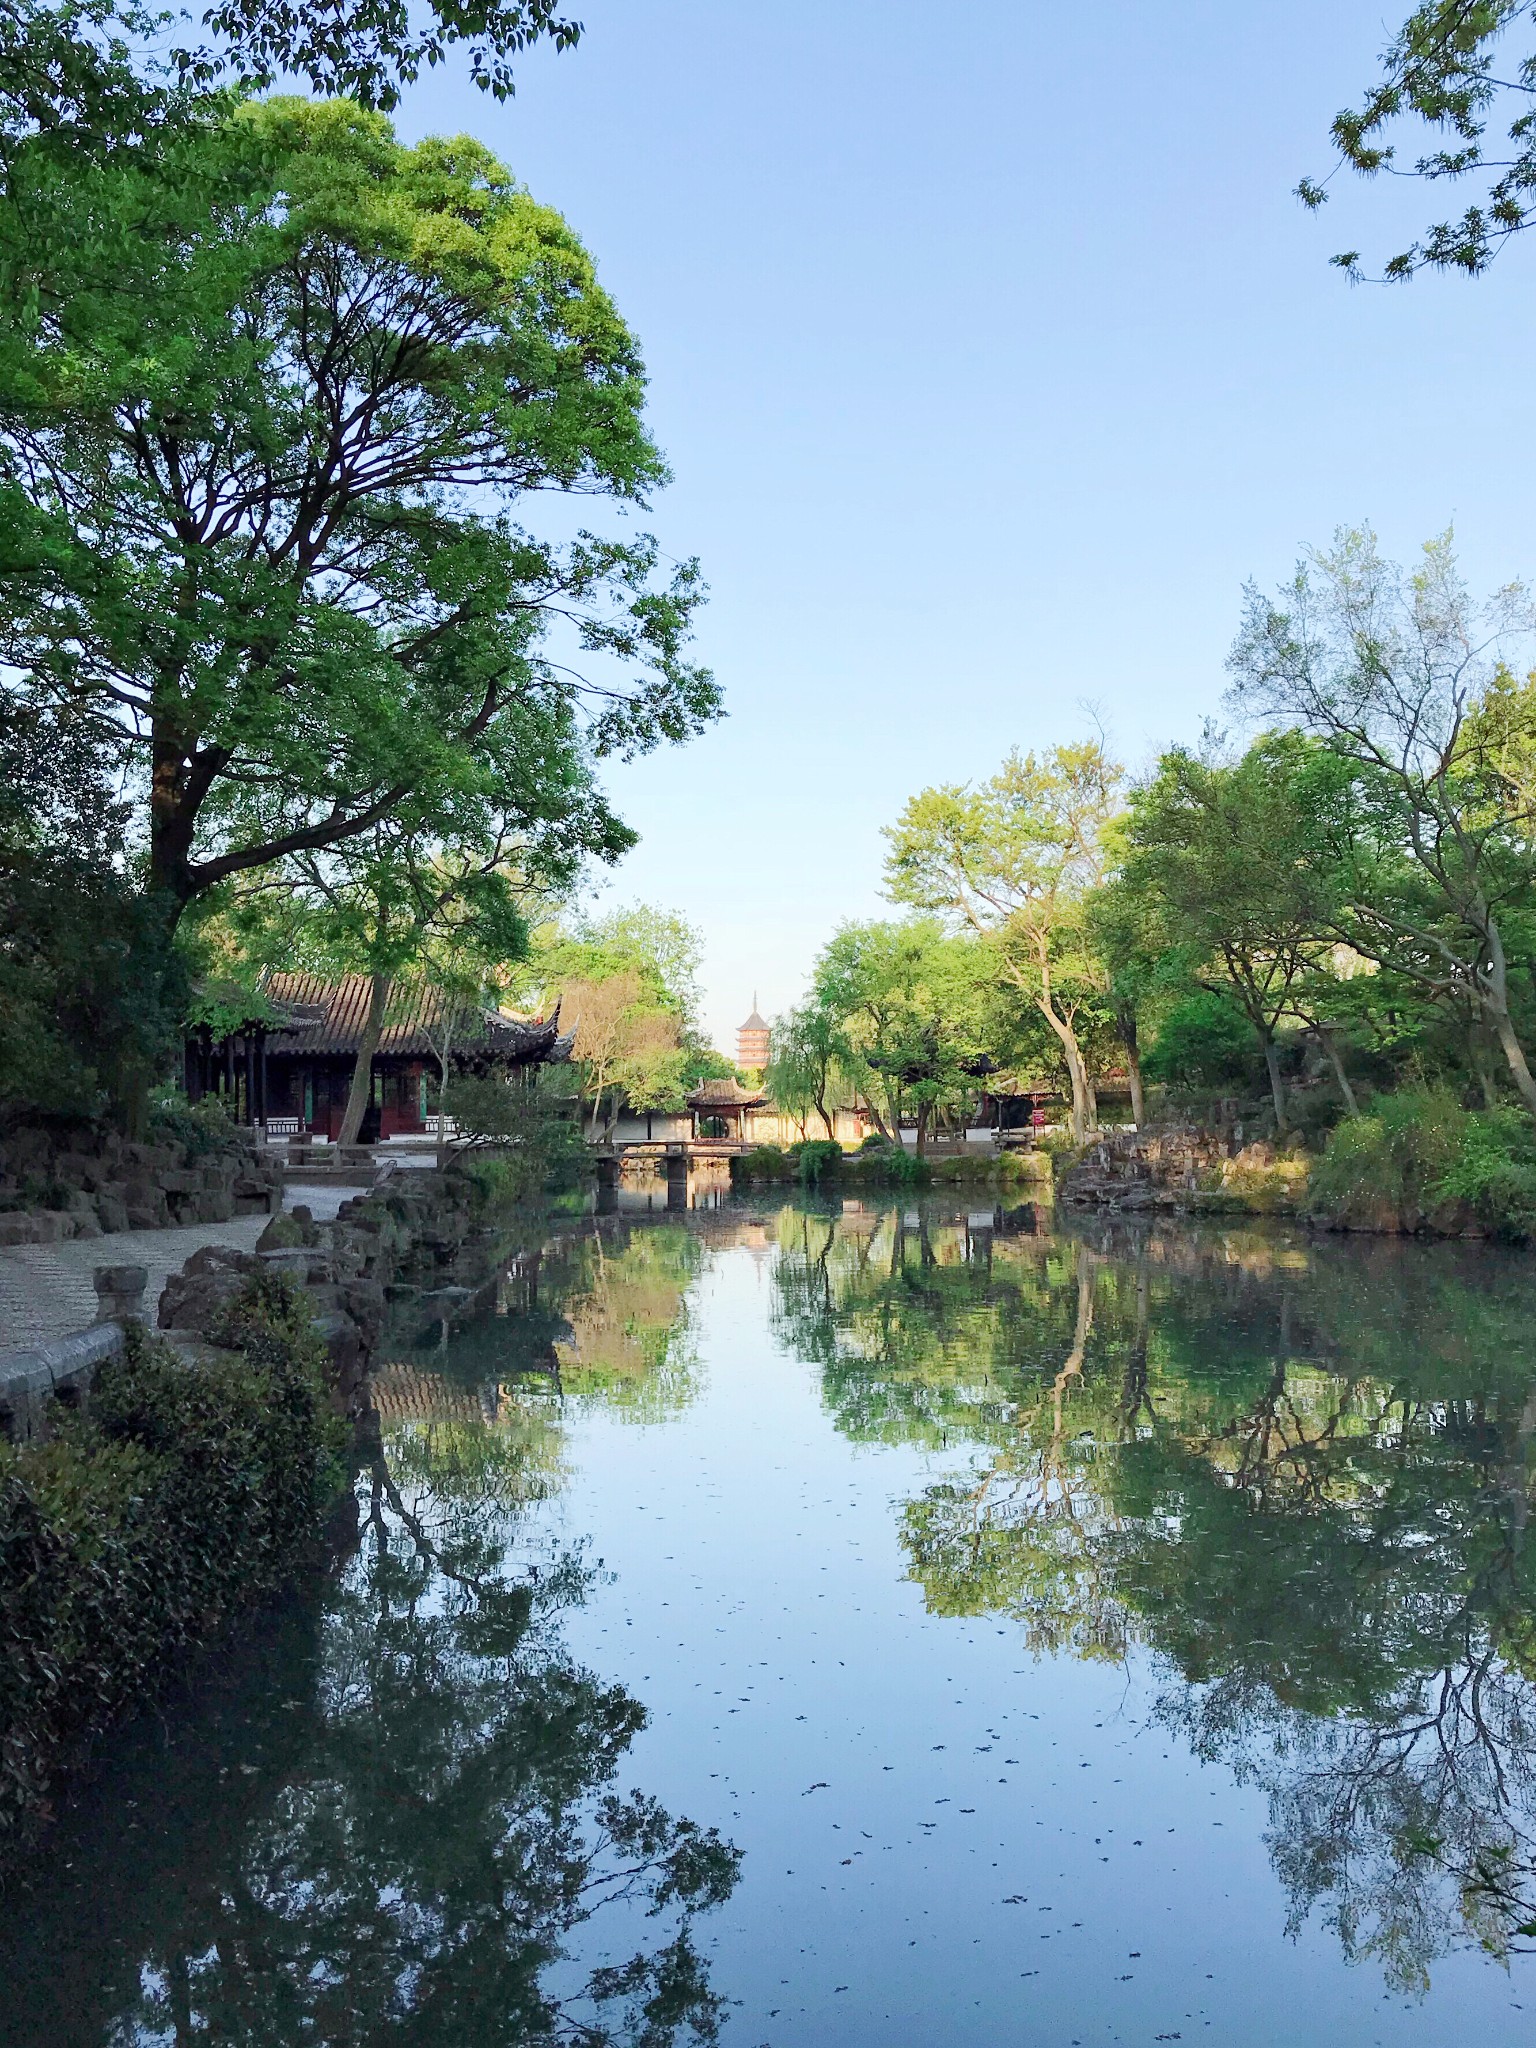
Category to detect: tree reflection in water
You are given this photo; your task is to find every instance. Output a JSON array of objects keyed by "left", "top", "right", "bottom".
[
  {"left": 2, "top": 1349, "right": 739, "bottom": 2048},
  {"left": 772, "top": 1202, "right": 1536, "bottom": 1989}
]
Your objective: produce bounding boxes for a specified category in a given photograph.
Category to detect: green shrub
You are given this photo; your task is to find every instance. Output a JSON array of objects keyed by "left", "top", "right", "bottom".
[
  {"left": 0, "top": 1277, "right": 343, "bottom": 1856},
  {"left": 796, "top": 1139, "right": 844, "bottom": 1184},
  {"left": 1310, "top": 1087, "right": 1464, "bottom": 1227},
  {"left": 147, "top": 1091, "right": 241, "bottom": 1159},
  {"left": 1310, "top": 1086, "right": 1536, "bottom": 1237},
  {"left": 0, "top": 856, "right": 186, "bottom": 1127},
  {"left": 730, "top": 1146, "right": 792, "bottom": 1186},
  {"left": 998, "top": 1147, "right": 1052, "bottom": 1185},
  {"left": 1435, "top": 1108, "right": 1536, "bottom": 1237},
  {"left": 871, "top": 1145, "right": 932, "bottom": 1188},
  {"left": 1035, "top": 1131, "right": 1085, "bottom": 1183},
  {"left": 449, "top": 1079, "right": 588, "bottom": 1205}
]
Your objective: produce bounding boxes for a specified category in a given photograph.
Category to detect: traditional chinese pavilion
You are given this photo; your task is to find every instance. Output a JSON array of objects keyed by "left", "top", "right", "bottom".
[
  {"left": 184, "top": 973, "right": 572, "bottom": 1140},
  {"left": 687, "top": 1076, "right": 769, "bottom": 1142}
]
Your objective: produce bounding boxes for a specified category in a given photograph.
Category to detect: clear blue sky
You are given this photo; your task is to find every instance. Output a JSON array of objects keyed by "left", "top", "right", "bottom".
[{"left": 397, "top": 1, "right": 1536, "bottom": 1051}]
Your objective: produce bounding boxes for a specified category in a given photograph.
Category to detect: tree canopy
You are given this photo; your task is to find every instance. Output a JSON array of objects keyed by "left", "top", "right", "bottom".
[
  {"left": 1, "top": 97, "right": 713, "bottom": 933},
  {"left": 1300, "top": 0, "right": 1536, "bottom": 277},
  {"left": 883, "top": 743, "right": 1123, "bottom": 1142}
]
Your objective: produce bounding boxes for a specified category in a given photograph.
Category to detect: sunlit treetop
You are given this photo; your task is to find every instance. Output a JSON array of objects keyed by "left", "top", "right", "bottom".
[{"left": 1301, "top": 0, "right": 1536, "bottom": 279}]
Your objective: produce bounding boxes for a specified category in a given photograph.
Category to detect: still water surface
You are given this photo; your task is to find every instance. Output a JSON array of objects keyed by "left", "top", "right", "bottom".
[{"left": 9, "top": 1197, "right": 1536, "bottom": 2045}]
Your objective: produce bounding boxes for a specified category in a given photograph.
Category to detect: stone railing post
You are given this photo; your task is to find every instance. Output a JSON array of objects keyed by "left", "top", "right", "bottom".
[{"left": 93, "top": 1264, "right": 149, "bottom": 1325}]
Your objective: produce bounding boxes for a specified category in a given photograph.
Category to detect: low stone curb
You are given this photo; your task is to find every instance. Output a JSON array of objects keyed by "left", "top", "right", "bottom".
[{"left": 0, "top": 1321, "right": 128, "bottom": 1444}]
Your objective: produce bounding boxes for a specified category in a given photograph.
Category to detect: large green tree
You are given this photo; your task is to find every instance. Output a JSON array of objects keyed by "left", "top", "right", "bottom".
[
  {"left": 518, "top": 904, "right": 711, "bottom": 1135},
  {"left": 766, "top": 1002, "right": 850, "bottom": 1141},
  {"left": 883, "top": 742, "right": 1122, "bottom": 1143},
  {"left": 1121, "top": 733, "right": 1340, "bottom": 1132},
  {"left": 1229, "top": 529, "right": 1536, "bottom": 1120},
  {"left": 808, "top": 918, "right": 994, "bottom": 1152},
  {"left": 0, "top": 98, "right": 715, "bottom": 939}
]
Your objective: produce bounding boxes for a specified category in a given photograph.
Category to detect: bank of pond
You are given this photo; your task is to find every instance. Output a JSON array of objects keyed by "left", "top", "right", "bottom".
[{"left": 6, "top": 1194, "right": 1536, "bottom": 2043}]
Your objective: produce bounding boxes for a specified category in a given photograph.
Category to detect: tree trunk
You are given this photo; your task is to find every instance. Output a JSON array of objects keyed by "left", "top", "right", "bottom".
[
  {"left": 1472, "top": 1033, "right": 1500, "bottom": 1110},
  {"left": 860, "top": 1092, "right": 895, "bottom": 1144},
  {"left": 1021, "top": 943, "right": 1090, "bottom": 1144},
  {"left": 436, "top": 1044, "right": 454, "bottom": 1165},
  {"left": 1261, "top": 1031, "right": 1287, "bottom": 1135},
  {"left": 1317, "top": 1027, "right": 1358, "bottom": 1117},
  {"left": 1479, "top": 916, "right": 1536, "bottom": 1120},
  {"left": 338, "top": 972, "right": 391, "bottom": 1146},
  {"left": 1120, "top": 1011, "right": 1146, "bottom": 1128},
  {"left": 148, "top": 729, "right": 194, "bottom": 912},
  {"left": 1490, "top": 1003, "right": 1536, "bottom": 1120},
  {"left": 1035, "top": 998, "right": 1090, "bottom": 1144},
  {"left": 817, "top": 1089, "right": 835, "bottom": 1140},
  {"left": 915, "top": 1101, "right": 930, "bottom": 1157}
]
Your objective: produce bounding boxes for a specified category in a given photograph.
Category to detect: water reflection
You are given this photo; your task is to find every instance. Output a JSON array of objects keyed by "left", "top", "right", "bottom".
[
  {"left": 2, "top": 1316, "right": 740, "bottom": 2047},
  {"left": 13, "top": 1197, "right": 1536, "bottom": 2037},
  {"left": 387, "top": 1222, "right": 709, "bottom": 1422},
  {"left": 770, "top": 1204, "right": 1536, "bottom": 1988}
]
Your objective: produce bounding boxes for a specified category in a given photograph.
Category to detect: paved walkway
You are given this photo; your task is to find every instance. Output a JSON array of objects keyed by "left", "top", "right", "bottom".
[{"left": 0, "top": 1184, "right": 355, "bottom": 1352}]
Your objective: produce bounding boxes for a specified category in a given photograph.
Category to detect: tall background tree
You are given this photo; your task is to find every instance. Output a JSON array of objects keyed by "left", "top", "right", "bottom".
[
  {"left": 766, "top": 1004, "right": 849, "bottom": 1141},
  {"left": 516, "top": 903, "right": 722, "bottom": 1137},
  {"left": 1120, "top": 733, "right": 1339, "bottom": 1133},
  {"left": 1229, "top": 528, "right": 1536, "bottom": 1121},
  {"left": 883, "top": 742, "right": 1123, "bottom": 1143}
]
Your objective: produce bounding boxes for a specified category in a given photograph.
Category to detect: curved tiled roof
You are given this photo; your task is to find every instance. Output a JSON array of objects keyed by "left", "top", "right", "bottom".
[
  {"left": 259, "top": 973, "right": 567, "bottom": 1066},
  {"left": 687, "top": 1077, "right": 768, "bottom": 1109}
]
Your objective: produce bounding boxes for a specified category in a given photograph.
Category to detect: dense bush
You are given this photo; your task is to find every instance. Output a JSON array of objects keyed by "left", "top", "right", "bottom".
[
  {"left": 1, "top": 706, "right": 186, "bottom": 1128},
  {"left": 1310, "top": 1087, "right": 1536, "bottom": 1238},
  {"left": 730, "top": 1146, "right": 793, "bottom": 1186},
  {"left": 446, "top": 1076, "right": 588, "bottom": 1204},
  {"left": 0, "top": 858, "right": 186, "bottom": 1126},
  {"left": 796, "top": 1139, "right": 844, "bottom": 1184},
  {"left": 146, "top": 1091, "right": 242, "bottom": 1160},
  {"left": 1144, "top": 992, "right": 1259, "bottom": 1091},
  {"left": 857, "top": 1144, "right": 932, "bottom": 1187},
  {"left": 0, "top": 1278, "right": 343, "bottom": 1857}
]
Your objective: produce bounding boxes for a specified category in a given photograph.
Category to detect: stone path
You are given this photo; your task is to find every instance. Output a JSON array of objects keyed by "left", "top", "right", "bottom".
[{"left": 0, "top": 1183, "right": 356, "bottom": 1351}]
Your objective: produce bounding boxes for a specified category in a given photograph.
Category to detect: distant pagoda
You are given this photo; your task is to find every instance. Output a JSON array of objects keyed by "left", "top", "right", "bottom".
[{"left": 736, "top": 996, "right": 770, "bottom": 1073}]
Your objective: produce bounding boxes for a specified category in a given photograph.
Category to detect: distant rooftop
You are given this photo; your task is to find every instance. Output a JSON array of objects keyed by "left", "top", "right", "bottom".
[{"left": 688, "top": 1078, "right": 768, "bottom": 1109}]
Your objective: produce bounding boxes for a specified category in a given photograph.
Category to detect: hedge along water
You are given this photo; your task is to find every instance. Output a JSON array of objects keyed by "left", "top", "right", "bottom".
[{"left": 0, "top": 1272, "right": 345, "bottom": 1860}]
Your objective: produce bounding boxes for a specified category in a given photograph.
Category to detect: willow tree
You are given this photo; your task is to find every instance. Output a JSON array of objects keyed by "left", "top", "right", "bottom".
[
  {"left": 883, "top": 743, "right": 1122, "bottom": 1144},
  {"left": 767, "top": 1004, "right": 847, "bottom": 1141},
  {"left": 0, "top": 97, "right": 716, "bottom": 941}
]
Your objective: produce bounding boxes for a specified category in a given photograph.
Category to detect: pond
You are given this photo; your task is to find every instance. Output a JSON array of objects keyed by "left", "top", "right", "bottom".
[{"left": 8, "top": 1195, "right": 1536, "bottom": 2045}]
